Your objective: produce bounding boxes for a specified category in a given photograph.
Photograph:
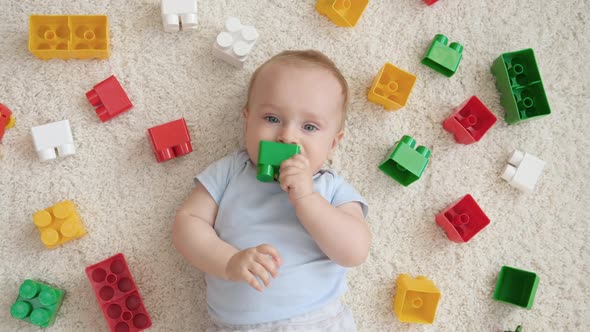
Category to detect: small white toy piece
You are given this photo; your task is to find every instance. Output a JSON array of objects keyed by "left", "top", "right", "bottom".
[
  {"left": 501, "top": 150, "right": 545, "bottom": 192},
  {"left": 161, "top": 0, "right": 198, "bottom": 32},
  {"left": 31, "top": 120, "right": 75, "bottom": 162},
  {"left": 212, "top": 17, "right": 259, "bottom": 68}
]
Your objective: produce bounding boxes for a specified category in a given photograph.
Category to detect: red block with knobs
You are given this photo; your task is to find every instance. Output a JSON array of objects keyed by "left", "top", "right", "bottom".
[
  {"left": 86, "top": 75, "right": 133, "bottom": 122},
  {"left": 424, "top": 0, "right": 439, "bottom": 5},
  {"left": 1, "top": 103, "right": 15, "bottom": 142},
  {"left": 435, "top": 194, "right": 490, "bottom": 243},
  {"left": 443, "top": 96, "right": 497, "bottom": 144},
  {"left": 147, "top": 118, "right": 193, "bottom": 162}
]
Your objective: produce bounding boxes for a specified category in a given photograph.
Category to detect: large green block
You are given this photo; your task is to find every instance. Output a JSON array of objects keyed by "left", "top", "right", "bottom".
[
  {"left": 257, "top": 140, "right": 300, "bottom": 182},
  {"left": 491, "top": 48, "right": 551, "bottom": 124},
  {"left": 493, "top": 266, "right": 539, "bottom": 309},
  {"left": 379, "top": 135, "right": 431, "bottom": 186},
  {"left": 11, "top": 279, "right": 65, "bottom": 327},
  {"left": 421, "top": 34, "right": 463, "bottom": 77}
]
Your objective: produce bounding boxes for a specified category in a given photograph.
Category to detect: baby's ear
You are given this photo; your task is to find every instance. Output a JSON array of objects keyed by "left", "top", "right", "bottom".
[
  {"left": 242, "top": 107, "right": 249, "bottom": 119},
  {"left": 330, "top": 129, "right": 344, "bottom": 153}
]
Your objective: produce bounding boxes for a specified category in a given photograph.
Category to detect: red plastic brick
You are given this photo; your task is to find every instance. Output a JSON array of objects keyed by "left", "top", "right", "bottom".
[
  {"left": 442, "top": 96, "right": 497, "bottom": 144},
  {"left": 424, "top": 0, "right": 439, "bottom": 5},
  {"left": 86, "top": 75, "right": 133, "bottom": 122},
  {"left": 435, "top": 194, "right": 490, "bottom": 243},
  {"left": 147, "top": 118, "right": 192, "bottom": 163},
  {"left": 85, "top": 253, "right": 152, "bottom": 332},
  {"left": 1, "top": 103, "right": 13, "bottom": 142}
]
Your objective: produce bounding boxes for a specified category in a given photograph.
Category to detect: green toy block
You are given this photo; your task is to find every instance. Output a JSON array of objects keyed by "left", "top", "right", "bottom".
[
  {"left": 505, "top": 325, "right": 523, "bottom": 332},
  {"left": 379, "top": 135, "right": 431, "bottom": 186},
  {"left": 491, "top": 48, "right": 551, "bottom": 124},
  {"left": 493, "top": 266, "right": 539, "bottom": 309},
  {"left": 421, "top": 34, "right": 463, "bottom": 77},
  {"left": 257, "top": 140, "right": 300, "bottom": 182},
  {"left": 11, "top": 279, "right": 65, "bottom": 328}
]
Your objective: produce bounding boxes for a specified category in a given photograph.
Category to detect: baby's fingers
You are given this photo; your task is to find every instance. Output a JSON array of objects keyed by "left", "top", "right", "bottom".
[
  {"left": 249, "top": 262, "right": 271, "bottom": 288},
  {"left": 256, "top": 254, "right": 280, "bottom": 278},
  {"left": 256, "top": 244, "right": 283, "bottom": 266},
  {"left": 244, "top": 269, "right": 264, "bottom": 292}
]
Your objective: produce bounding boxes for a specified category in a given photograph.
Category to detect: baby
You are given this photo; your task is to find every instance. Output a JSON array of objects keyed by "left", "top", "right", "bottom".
[{"left": 173, "top": 50, "right": 371, "bottom": 331}]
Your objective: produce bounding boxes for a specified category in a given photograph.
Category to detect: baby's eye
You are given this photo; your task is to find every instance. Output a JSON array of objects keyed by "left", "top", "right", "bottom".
[
  {"left": 264, "top": 115, "right": 280, "bottom": 123},
  {"left": 303, "top": 124, "right": 318, "bottom": 132}
]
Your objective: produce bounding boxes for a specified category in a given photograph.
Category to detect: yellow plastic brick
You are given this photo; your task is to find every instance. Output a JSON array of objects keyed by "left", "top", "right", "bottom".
[
  {"left": 316, "top": 0, "right": 368, "bottom": 27},
  {"left": 393, "top": 274, "right": 441, "bottom": 324},
  {"left": 29, "top": 15, "right": 110, "bottom": 60},
  {"left": 6, "top": 115, "right": 15, "bottom": 129},
  {"left": 368, "top": 63, "right": 417, "bottom": 111},
  {"left": 33, "top": 200, "right": 87, "bottom": 249}
]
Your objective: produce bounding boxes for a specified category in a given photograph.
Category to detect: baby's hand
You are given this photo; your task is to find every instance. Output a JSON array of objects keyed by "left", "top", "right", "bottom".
[
  {"left": 225, "top": 244, "right": 282, "bottom": 292},
  {"left": 279, "top": 154, "right": 314, "bottom": 204}
]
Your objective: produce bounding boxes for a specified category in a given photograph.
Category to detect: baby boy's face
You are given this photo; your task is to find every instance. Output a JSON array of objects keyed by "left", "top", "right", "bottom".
[{"left": 243, "top": 61, "right": 345, "bottom": 174}]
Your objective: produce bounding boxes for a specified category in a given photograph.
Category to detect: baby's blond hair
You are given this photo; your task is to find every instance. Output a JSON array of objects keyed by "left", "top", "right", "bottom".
[{"left": 246, "top": 50, "right": 349, "bottom": 129}]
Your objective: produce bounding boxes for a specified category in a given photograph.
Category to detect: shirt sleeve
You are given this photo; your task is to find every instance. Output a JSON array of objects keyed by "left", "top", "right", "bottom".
[
  {"left": 194, "top": 150, "right": 243, "bottom": 204},
  {"left": 330, "top": 175, "right": 369, "bottom": 218}
]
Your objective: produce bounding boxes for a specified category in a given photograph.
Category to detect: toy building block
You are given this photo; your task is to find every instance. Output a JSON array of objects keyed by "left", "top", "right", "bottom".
[
  {"left": 421, "top": 34, "right": 463, "bottom": 77},
  {"left": 1, "top": 103, "right": 15, "bottom": 142},
  {"left": 435, "top": 194, "right": 490, "bottom": 243},
  {"left": 501, "top": 150, "right": 545, "bottom": 193},
  {"left": 393, "top": 274, "right": 441, "bottom": 324},
  {"left": 212, "top": 17, "right": 259, "bottom": 68},
  {"left": 424, "top": 0, "right": 439, "bottom": 5},
  {"left": 257, "top": 140, "right": 301, "bottom": 182},
  {"left": 491, "top": 48, "right": 551, "bottom": 124},
  {"left": 147, "top": 118, "right": 192, "bottom": 162},
  {"left": 11, "top": 279, "right": 64, "bottom": 328},
  {"left": 315, "top": 0, "right": 369, "bottom": 27},
  {"left": 29, "top": 15, "right": 109, "bottom": 60},
  {"left": 368, "top": 63, "right": 417, "bottom": 111},
  {"left": 161, "top": 0, "right": 198, "bottom": 32},
  {"left": 85, "top": 253, "right": 152, "bottom": 332},
  {"left": 505, "top": 326, "right": 523, "bottom": 332},
  {"left": 379, "top": 135, "right": 430, "bottom": 186},
  {"left": 493, "top": 266, "right": 539, "bottom": 309},
  {"left": 442, "top": 96, "right": 497, "bottom": 144},
  {"left": 31, "top": 119, "right": 75, "bottom": 162},
  {"left": 33, "top": 200, "right": 86, "bottom": 249},
  {"left": 86, "top": 75, "right": 133, "bottom": 122}
]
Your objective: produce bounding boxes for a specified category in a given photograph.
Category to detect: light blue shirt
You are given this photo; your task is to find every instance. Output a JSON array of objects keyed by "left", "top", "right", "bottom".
[{"left": 195, "top": 149, "right": 368, "bottom": 325}]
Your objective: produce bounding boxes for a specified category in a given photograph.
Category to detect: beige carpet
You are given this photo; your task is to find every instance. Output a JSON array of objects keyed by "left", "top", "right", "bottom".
[{"left": 1, "top": 0, "right": 589, "bottom": 331}]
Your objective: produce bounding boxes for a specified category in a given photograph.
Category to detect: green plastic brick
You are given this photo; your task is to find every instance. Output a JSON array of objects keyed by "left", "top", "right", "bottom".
[
  {"left": 379, "top": 135, "right": 431, "bottom": 186},
  {"left": 505, "top": 325, "right": 523, "bottom": 332},
  {"left": 491, "top": 48, "right": 551, "bottom": 124},
  {"left": 11, "top": 279, "right": 65, "bottom": 327},
  {"left": 421, "top": 34, "right": 463, "bottom": 77},
  {"left": 257, "top": 140, "right": 300, "bottom": 182},
  {"left": 493, "top": 266, "right": 539, "bottom": 309}
]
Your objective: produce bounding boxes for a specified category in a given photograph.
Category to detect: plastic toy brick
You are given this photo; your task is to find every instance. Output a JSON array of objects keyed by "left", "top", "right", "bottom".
[
  {"left": 257, "top": 140, "right": 301, "bottom": 182},
  {"left": 33, "top": 200, "right": 86, "bottom": 249},
  {"left": 147, "top": 118, "right": 192, "bottom": 162},
  {"left": 442, "top": 96, "right": 497, "bottom": 144},
  {"left": 368, "top": 63, "right": 417, "bottom": 111},
  {"left": 379, "top": 135, "right": 430, "bottom": 186},
  {"left": 435, "top": 194, "right": 490, "bottom": 243},
  {"left": 505, "top": 325, "right": 523, "bottom": 332},
  {"left": 315, "top": 0, "right": 369, "bottom": 27},
  {"left": 212, "top": 17, "right": 259, "bottom": 68},
  {"left": 491, "top": 48, "right": 551, "bottom": 124},
  {"left": 1, "top": 103, "right": 15, "bottom": 142},
  {"left": 424, "top": 0, "right": 439, "bottom": 5},
  {"left": 11, "top": 279, "right": 64, "bottom": 328},
  {"left": 393, "top": 274, "right": 441, "bottom": 324},
  {"left": 493, "top": 266, "right": 539, "bottom": 309},
  {"left": 86, "top": 253, "right": 152, "bottom": 332},
  {"left": 501, "top": 150, "right": 545, "bottom": 193},
  {"left": 29, "top": 15, "right": 109, "bottom": 60},
  {"left": 86, "top": 75, "right": 133, "bottom": 122},
  {"left": 161, "top": 0, "right": 198, "bottom": 32},
  {"left": 31, "top": 119, "right": 75, "bottom": 162},
  {"left": 421, "top": 34, "right": 463, "bottom": 77}
]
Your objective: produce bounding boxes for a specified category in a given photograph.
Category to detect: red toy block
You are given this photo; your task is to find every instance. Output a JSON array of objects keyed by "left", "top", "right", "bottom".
[
  {"left": 86, "top": 75, "right": 133, "bottom": 122},
  {"left": 1, "top": 103, "right": 14, "bottom": 142},
  {"left": 147, "top": 118, "right": 192, "bottom": 162},
  {"left": 85, "top": 253, "right": 152, "bottom": 332},
  {"left": 424, "top": 0, "right": 439, "bottom": 5},
  {"left": 442, "top": 96, "right": 497, "bottom": 144},
  {"left": 435, "top": 194, "right": 490, "bottom": 243}
]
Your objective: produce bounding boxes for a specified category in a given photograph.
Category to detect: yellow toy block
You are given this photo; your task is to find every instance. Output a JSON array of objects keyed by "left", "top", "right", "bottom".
[
  {"left": 393, "top": 274, "right": 441, "bottom": 324},
  {"left": 33, "top": 200, "right": 87, "bottom": 249},
  {"left": 29, "top": 15, "right": 109, "bottom": 60},
  {"left": 368, "top": 63, "right": 417, "bottom": 111},
  {"left": 316, "top": 0, "right": 369, "bottom": 27}
]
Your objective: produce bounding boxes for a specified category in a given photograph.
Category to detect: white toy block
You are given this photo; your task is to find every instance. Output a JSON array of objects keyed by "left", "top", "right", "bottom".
[
  {"left": 161, "top": 0, "right": 198, "bottom": 32},
  {"left": 31, "top": 120, "right": 75, "bottom": 162},
  {"left": 501, "top": 150, "right": 545, "bottom": 192},
  {"left": 212, "top": 17, "right": 259, "bottom": 68}
]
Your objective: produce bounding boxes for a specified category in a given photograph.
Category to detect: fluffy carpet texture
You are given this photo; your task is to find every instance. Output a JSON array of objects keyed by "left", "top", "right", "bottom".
[{"left": 1, "top": 0, "right": 589, "bottom": 331}]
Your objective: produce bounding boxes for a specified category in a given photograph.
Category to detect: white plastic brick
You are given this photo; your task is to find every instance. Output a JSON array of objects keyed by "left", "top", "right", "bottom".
[
  {"left": 212, "top": 17, "right": 259, "bottom": 68},
  {"left": 161, "top": 0, "right": 198, "bottom": 32},
  {"left": 501, "top": 150, "right": 545, "bottom": 192},
  {"left": 31, "top": 120, "right": 75, "bottom": 162}
]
